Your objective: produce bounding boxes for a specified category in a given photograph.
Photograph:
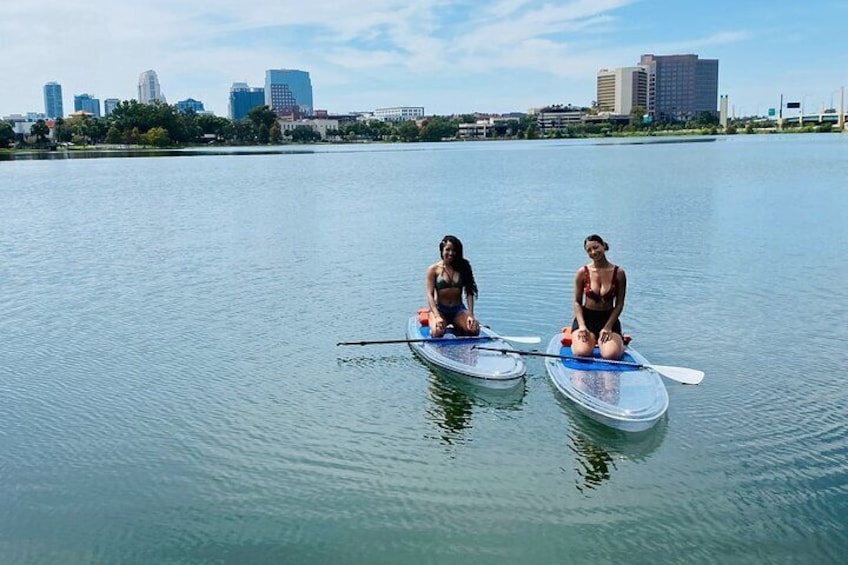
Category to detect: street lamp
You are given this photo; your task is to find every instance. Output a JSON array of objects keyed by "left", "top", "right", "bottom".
[{"left": 800, "top": 94, "right": 811, "bottom": 126}]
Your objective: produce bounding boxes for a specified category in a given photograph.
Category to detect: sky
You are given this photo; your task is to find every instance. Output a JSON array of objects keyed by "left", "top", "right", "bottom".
[{"left": 2, "top": 0, "right": 847, "bottom": 118}]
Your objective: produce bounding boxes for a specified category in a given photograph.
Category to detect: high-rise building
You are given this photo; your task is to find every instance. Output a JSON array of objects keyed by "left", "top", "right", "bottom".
[
  {"left": 138, "top": 70, "right": 165, "bottom": 104},
  {"left": 104, "top": 98, "right": 120, "bottom": 116},
  {"left": 596, "top": 67, "right": 647, "bottom": 115},
  {"left": 229, "top": 83, "right": 266, "bottom": 120},
  {"left": 264, "top": 69, "right": 313, "bottom": 117},
  {"left": 43, "top": 82, "right": 64, "bottom": 119},
  {"left": 74, "top": 93, "right": 101, "bottom": 118},
  {"left": 176, "top": 98, "right": 205, "bottom": 114},
  {"left": 639, "top": 54, "right": 719, "bottom": 122}
]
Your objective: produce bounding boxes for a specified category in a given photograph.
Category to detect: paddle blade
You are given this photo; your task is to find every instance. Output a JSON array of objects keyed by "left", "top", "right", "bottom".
[
  {"left": 649, "top": 364, "right": 704, "bottom": 385},
  {"left": 501, "top": 336, "right": 542, "bottom": 344}
]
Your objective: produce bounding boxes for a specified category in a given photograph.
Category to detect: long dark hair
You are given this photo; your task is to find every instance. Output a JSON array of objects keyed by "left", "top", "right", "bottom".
[{"left": 440, "top": 235, "right": 478, "bottom": 297}]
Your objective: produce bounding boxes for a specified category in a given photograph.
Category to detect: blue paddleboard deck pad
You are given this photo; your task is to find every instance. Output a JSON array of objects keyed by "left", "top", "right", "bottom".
[
  {"left": 406, "top": 316, "right": 525, "bottom": 387},
  {"left": 558, "top": 347, "right": 640, "bottom": 371}
]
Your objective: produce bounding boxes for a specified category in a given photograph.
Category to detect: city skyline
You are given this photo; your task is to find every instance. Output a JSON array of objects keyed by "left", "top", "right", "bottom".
[{"left": 2, "top": 1, "right": 847, "bottom": 118}]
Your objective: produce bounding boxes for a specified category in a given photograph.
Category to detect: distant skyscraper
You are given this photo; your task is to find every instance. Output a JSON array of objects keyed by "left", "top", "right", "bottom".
[
  {"left": 264, "top": 69, "right": 313, "bottom": 117},
  {"left": 596, "top": 67, "right": 647, "bottom": 115},
  {"left": 138, "top": 70, "right": 165, "bottom": 104},
  {"left": 176, "top": 98, "right": 205, "bottom": 114},
  {"left": 74, "top": 94, "right": 101, "bottom": 118},
  {"left": 639, "top": 54, "right": 719, "bottom": 122},
  {"left": 229, "top": 82, "right": 266, "bottom": 120},
  {"left": 104, "top": 98, "right": 120, "bottom": 116},
  {"left": 43, "top": 82, "right": 64, "bottom": 119}
]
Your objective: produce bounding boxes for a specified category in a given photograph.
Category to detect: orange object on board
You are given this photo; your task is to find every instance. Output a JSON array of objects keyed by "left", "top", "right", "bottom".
[{"left": 418, "top": 308, "right": 429, "bottom": 326}]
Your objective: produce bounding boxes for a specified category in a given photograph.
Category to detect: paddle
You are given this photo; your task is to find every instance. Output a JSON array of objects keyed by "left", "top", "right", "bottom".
[
  {"left": 337, "top": 335, "right": 542, "bottom": 346},
  {"left": 472, "top": 346, "right": 704, "bottom": 385}
]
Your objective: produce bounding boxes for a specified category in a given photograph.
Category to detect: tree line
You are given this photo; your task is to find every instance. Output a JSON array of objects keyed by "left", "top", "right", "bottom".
[{"left": 1, "top": 101, "right": 734, "bottom": 150}]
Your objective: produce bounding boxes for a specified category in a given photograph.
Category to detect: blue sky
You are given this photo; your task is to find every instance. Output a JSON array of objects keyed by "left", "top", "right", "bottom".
[{"left": 2, "top": 0, "right": 846, "bottom": 117}]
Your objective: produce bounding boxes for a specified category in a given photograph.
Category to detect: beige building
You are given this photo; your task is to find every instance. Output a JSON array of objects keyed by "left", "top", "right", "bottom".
[{"left": 596, "top": 67, "right": 647, "bottom": 115}]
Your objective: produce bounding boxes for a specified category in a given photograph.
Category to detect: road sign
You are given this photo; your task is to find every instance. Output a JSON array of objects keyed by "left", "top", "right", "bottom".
[{"left": 768, "top": 108, "right": 775, "bottom": 116}]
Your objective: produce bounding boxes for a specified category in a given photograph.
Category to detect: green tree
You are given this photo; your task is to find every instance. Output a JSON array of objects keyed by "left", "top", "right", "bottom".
[
  {"left": 397, "top": 120, "right": 420, "bottom": 142},
  {"left": 418, "top": 116, "right": 458, "bottom": 142},
  {"left": 31, "top": 119, "right": 50, "bottom": 143},
  {"left": 247, "top": 106, "right": 278, "bottom": 131},
  {"left": 105, "top": 126, "right": 123, "bottom": 144},
  {"left": 144, "top": 126, "right": 171, "bottom": 147},
  {"left": 0, "top": 120, "right": 14, "bottom": 147},
  {"left": 269, "top": 121, "right": 282, "bottom": 144},
  {"left": 290, "top": 125, "right": 320, "bottom": 142}
]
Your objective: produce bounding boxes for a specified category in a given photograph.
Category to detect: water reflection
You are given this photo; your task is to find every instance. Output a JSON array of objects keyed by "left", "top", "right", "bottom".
[
  {"left": 424, "top": 367, "right": 526, "bottom": 446},
  {"left": 555, "top": 395, "right": 668, "bottom": 494}
]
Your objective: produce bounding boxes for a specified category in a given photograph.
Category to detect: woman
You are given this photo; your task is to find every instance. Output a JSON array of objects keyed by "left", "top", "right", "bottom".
[
  {"left": 572, "top": 234, "right": 627, "bottom": 360},
  {"left": 426, "top": 235, "right": 479, "bottom": 338}
]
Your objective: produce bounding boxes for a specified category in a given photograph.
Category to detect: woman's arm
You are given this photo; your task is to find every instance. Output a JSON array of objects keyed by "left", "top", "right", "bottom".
[
  {"left": 573, "top": 268, "right": 589, "bottom": 338},
  {"left": 425, "top": 265, "right": 443, "bottom": 326}
]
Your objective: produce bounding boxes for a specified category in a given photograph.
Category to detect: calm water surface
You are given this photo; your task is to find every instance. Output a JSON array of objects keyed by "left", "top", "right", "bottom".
[{"left": 1, "top": 135, "right": 847, "bottom": 564}]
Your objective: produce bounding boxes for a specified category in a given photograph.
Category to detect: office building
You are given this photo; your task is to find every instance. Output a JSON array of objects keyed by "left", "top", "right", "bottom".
[
  {"left": 596, "top": 67, "right": 647, "bottom": 115},
  {"left": 229, "top": 83, "right": 266, "bottom": 120},
  {"left": 639, "top": 54, "right": 719, "bottom": 122},
  {"left": 176, "top": 98, "right": 205, "bottom": 114},
  {"left": 265, "top": 69, "right": 313, "bottom": 117},
  {"left": 104, "top": 98, "right": 120, "bottom": 116},
  {"left": 373, "top": 107, "right": 425, "bottom": 122},
  {"left": 74, "top": 93, "right": 101, "bottom": 118},
  {"left": 138, "top": 70, "right": 165, "bottom": 104},
  {"left": 43, "top": 82, "right": 64, "bottom": 119}
]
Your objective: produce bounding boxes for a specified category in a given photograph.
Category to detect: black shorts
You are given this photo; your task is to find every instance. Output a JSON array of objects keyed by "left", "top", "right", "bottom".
[{"left": 572, "top": 306, "right": 622, "bottom": 337}]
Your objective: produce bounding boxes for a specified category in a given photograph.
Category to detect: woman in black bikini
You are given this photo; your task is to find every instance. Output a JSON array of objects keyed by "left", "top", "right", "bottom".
[
  {"left": 572, "top": 234, "right": 627, "bottom": 360},
  {"left": 426, "top": 235, "right": 479, "bottom": 338}
]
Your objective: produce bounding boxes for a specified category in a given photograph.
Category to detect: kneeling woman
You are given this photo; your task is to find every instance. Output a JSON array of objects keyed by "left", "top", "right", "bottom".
[
  {"left": 426, "top": 235, "right": 479, "bottom": 337},
  {"left": 572, "top": 234, "right": 627, "bottom": 360}
]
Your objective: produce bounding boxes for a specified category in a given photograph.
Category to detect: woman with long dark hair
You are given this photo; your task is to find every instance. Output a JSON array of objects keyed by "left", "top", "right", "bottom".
[
  {"left": 572, "top": 234, "right": 627, "bottom": 360},
  {"left": 426, "top": 235, "right": 479, "bottom": 337}
]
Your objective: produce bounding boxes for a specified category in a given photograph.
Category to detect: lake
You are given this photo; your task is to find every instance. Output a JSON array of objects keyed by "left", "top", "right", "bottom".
[{"left": 1, "top": 135, "right": 846, "bottom": 564}]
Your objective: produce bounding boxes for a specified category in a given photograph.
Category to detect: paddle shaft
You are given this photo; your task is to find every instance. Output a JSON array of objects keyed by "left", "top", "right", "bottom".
[
  {"left": 338, "top": 336, "right": 496, "bottom": 346},
  {"left": 473, "top": 346, "right": 645, "bottom": 367},
  {"left": 473, "top": 346, "right": 704, "bottom": 385}
]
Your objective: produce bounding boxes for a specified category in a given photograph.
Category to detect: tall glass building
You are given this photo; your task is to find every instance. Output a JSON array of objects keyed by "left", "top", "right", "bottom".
[
  {"left": 639, "top": 54, "right": 718, "bottom": 122},
  {"left": 138, "top": 70, "right": 165, "bottom": 104},
  {"left": 104, "top": 98, "right": 120, "bottom": 117},
  {"left": 43, "top": 82, "right": 64, "bottom": 119},
  {"left": 74, "top": 94, "right": 101, "bottom": 118},
  {"left": 229, "top": 83, "right": 266, "bottom": 120},
  {"left": 264, "top": 69, "right": 313, "bottom": 117}
]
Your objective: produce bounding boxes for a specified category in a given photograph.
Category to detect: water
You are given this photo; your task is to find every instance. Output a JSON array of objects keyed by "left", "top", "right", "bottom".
[{"left": 1, "top": 135, "right": 846, "bottom": 564}]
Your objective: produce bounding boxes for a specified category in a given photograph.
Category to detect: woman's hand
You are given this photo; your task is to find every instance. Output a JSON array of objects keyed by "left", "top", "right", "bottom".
[
  {"left": 598, "top": 329, "right": 611, "bottom": 344},
  {"left": 577, "top": 327, "right": 590, "bottom": 342},
  {"left": 433, "top": 316, "right": 445, "bottom": 330},
  {"left": 466, "top": 315, "right": 479, "bottom": 332}
]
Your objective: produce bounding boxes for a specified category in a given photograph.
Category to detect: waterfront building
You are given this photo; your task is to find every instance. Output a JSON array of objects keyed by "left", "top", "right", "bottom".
[
  {"left": 278, "top": 118, "right": 339, "bottom": 140},
  {"left": 373, "top": 107, "right": 424, "bottom": 122},
  {"left": 43, "top": 82, "right": 64, "bottom": 119},
  {"left": 138, "top": 70, "right": 165, "bottom": 104},
  {"left": 534, "top": 105, "right": 585, "bottom": 134},
  {"left": 596, "top": 67, "right": 647, "bottom": 115},
  {"left": 176, "top": 98, "right": 205, "bottom": 114},
  {"left": 264, "top": 69, "right": 313, "bottom": 117},
  {"left": 229, "top": 83, "right": 266, "bottom": 120},
  {"left": 74, "top": 93, "right": 101, "bottom": 118},
  {"left": 104, "top": 98, "right": 120, "bottom": 116},
  {"left": 639, "top": 54, "right": 719, "bottom": 122}
]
